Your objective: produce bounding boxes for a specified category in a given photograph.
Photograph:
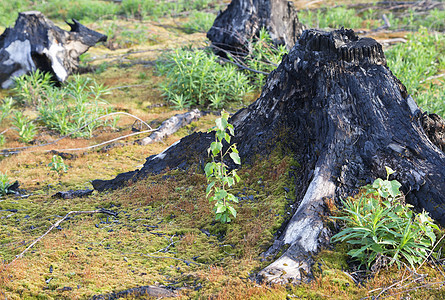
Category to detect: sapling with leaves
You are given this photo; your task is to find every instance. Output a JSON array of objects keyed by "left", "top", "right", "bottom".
[
  {"left": 12, "top": 111, "right": 37, "bottom": 143},
  {"left": 205, "top": 110, "right": 241, "bottom": 223},
  {"left": 48, "top": 155, "right": 68, "bottom": 177}
]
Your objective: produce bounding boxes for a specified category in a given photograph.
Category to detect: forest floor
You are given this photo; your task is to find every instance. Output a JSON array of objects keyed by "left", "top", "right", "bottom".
[{"left": 0, "top": 0, "right": 444, "bottom": 299}]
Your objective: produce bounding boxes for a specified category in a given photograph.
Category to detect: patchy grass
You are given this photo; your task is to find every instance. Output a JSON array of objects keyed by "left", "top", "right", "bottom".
[
  {"left": 0, "top": 151, "right": 298, "bottom": 299},
  {"left": 0, "top": 0, "right": 445, "bottom": 299}
]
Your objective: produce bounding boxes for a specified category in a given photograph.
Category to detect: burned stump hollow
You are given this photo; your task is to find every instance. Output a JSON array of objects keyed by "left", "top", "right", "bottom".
[
  {"left": 93, "top": 28, "right": 445, "bottom": 283},
  {"left": 0, "top": 11, "right": 106, "bottom": 88},
  {"left": 207, "top": 0, "right": 305, "bottom": 56}
]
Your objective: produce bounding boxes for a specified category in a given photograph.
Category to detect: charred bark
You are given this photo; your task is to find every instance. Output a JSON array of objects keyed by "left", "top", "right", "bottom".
[
  {"left": 0, "top": 11, "right": 106, "bottom": 89},
  {"left": 207, "top": 0, "right": 305, "bottom": 57},
  {"left": 93, "top": 28, "right": 445, "bottom": 283}
]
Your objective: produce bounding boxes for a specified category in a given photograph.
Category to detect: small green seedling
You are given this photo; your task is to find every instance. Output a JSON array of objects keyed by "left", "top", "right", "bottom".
[
  {"left": 205, "top": 110, "right": 241, "bottom": 223},
  {"left": 0, "top": 172, "right": 12, "bottom": 196},
  {"left": 48, "top": 155, "right": 68, "bottom": 176}
]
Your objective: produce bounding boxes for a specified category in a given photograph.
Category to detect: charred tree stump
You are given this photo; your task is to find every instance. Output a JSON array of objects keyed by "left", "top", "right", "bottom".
[
  {"left": 0, "top": 11, "right": 106, "bottom": 89},
  {"left": 207, "top": 0, "right": 305, "bottom": 56},
  {"left": 93, "top": 28, "right": 445, "bottom": 283}
]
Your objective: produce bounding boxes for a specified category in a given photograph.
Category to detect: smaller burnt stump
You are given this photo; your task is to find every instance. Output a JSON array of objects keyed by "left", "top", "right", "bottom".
[
  {"left": 0, "top": 11, "right": 106, "bottom": 89},
  {"left": 207, "top": 0, "right": 305, "bottom": 57}
]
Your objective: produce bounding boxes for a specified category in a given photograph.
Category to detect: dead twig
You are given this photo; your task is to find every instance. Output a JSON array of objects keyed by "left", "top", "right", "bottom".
[
  {"left": 8, "top": 209, "right": 117, "bottom": 266},
  {"left": 152, "top": 234, "right": 177, "bottom": 254}
]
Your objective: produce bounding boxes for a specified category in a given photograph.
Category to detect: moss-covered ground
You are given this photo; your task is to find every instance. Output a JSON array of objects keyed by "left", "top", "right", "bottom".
[{"left": 1, "top": 1, "right": 445, "bottom": 299}]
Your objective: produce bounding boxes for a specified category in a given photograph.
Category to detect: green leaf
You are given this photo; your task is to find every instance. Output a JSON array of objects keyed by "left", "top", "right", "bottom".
[
  {"left": 227, "top": 124, "right": 234, "bottom": 136},
  {"left": 215, "top": 116, "right": 227, "bottom": 131},
  {"left": 206, "top": 181, "right": 216, "bottom": 197},
  {"left": 226, "top": 193, "right": 238, "bottom": 203},
  {"left": 211, "top": 142, "right": 222, "bottom": 156},
  {"left": 228, "top": 205, "right": 237, "bottom": 218},
  {"left": 389, "top": 180, "right": 402, "bottom": 198},
  {"left": 229, "top": 152, "right": 241, "bottom": 165},
  {"left": 372, "top": 178, "right": 383, "bottom": 189},
  {"left": 214, "top": 189, "right": 228, "bottom": 200},
  {"left": 205, "top": 162, "right": 214, "bottom": 177},
  {"left": 226, "top": 177, "right": 235, "bottom": 187},
  {"left": 385, "top": 166, "right": 395, "bottom": 177},
  {"left": 216, "top": 203, "right": 227, "bottom": 214}
]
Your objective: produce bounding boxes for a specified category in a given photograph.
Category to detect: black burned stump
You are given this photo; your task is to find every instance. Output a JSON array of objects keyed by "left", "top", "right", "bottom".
[
  {"left": 0, "top": 11, "right": 106, "bottom": 89},
  {"left": 93, "top": 28, "right": 445, "bottom": 283},
  {"left": 207, "top": 0, "right": 305, "bottom": 56}
]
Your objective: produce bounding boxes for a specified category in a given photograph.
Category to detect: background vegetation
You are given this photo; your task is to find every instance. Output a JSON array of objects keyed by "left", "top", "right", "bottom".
[{"left": 0, "top": 0, "right": 444, "bottom": 299}]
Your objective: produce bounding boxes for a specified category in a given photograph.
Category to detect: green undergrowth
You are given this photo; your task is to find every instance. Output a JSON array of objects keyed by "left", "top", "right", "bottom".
[
  {"left": 0, "top": 0, "right": 221, "bottom": 27},
  {"left": 0, "top": 150, "right": 298, "bottom": 299},
  {"left": 386, "top": 28, "right": 445, "bottom": 117},
  {"left": 298, "top": 5, "right": 445, "bottom": 32}
]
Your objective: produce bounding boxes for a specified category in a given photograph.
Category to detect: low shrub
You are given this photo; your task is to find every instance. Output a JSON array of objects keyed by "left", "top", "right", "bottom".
[
  {"left": 157, "top": 48, "right": 253, "bottom": 108},
  {"left": 245, "top": 28, "right": 288, "bottom": 87},
  {"left": 48, "top": 155, "right": 68, "bottom": 176},
  {"left": 331, "top": 167, "right": 439, "bottom": 269},
  {"left": 298, "top": 6, "right": 368, "bottom": 30},
  {"left": 13, "top": 69, "right": 54, "bottom": 106},
  {"left": 12, "top": 73, "right": 116, "bottom": 139},
  {"left": 38, "top": 75, "right": 114, "bottom": 138},
  {"left": 12, "top": 111, "right": 37, "bottom": 143},
  {"left": 0, "top": 98, "right": 14, "bottom": 124}
]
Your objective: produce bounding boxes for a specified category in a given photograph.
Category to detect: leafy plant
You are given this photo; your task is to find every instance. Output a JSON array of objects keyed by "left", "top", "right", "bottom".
[
  {"left": 245, "top": 28, "right": 288, "bottom": 87},
  {"left": 0, "top": 97, "right": 14, "bottom": 124},
  {"left": 0, "top": 172, "right": 13, "bottom": 196},
  {"left": 331, "top": 167, "right": 439, "bottom": 269},
  {"left": 170, "top": 94, "right": 190, "bottom": 110},
  {"left": 157, "top": 48, "right": 253, "bottom": 108},
  {"left": 26, "top": 75, "right": 116, "bottom": 138},
  {"left": 13, "top": 69, "right": 54, "bottom": 106},
  {"left": 205, "top": 111, "right": 241, "bottom": 223},
  {"left": 12, "top": 111, "right": 37, "bottom": 143},
  {"left": 48, "top": 155, "right": 68, "bottom": 176}
]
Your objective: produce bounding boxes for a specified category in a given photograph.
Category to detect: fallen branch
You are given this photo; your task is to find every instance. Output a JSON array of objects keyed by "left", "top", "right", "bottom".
[
  {"left": 137, "top": 109, "right": 202, "bottom": 146},
  {"left": 8, "top": 209, "right": 117, "bottom": 266}
]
